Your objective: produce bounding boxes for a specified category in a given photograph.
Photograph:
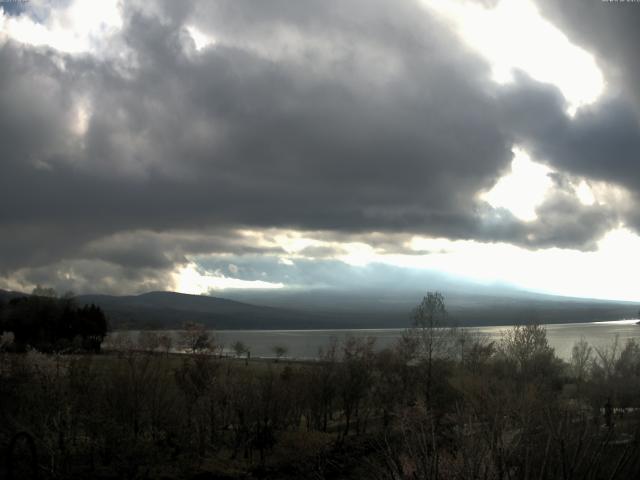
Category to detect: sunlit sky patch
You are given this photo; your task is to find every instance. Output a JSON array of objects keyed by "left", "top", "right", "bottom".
[
  {"left": 185, "top": 25, "right": 216, "bottom": 52},
  {"left": 480, "top": 146, "right": 553, "bottom": 222},
  {"left": 401, "top": 228, "right": 640, "bottom": 302},
  {"left": 173, "top": 224, "right": 640, "bottom": 303},
  {"left": 174, "top": 263, "right": 284, "bottom": 295},
  {"left": 71, "top": 96, "right": 91, "bottom": 137},
  {"left": 0, "top": 0, "right": 122, "bottom": 54},
  {"left": 422, "top": 0, "right": 605, "bottom": 114}
]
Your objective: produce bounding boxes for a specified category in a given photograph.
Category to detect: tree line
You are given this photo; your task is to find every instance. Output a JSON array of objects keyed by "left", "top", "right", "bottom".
[{"left": 0, "top": 287, "right": 108, "bottom": 353}]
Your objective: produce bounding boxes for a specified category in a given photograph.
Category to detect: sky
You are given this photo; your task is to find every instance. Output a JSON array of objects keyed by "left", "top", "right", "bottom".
[{"left": 1, "top": 0, "right": 640, "bottom": 302}]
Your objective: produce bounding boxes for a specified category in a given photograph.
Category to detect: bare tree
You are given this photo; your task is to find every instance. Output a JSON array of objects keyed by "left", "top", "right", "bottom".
[
  {"left": 232, "top": 340, "right": 251, "bottom": 365},
  {"left": 570, "top": 336, "right": 593, "bottom": 384},
  {"left": 410, "top": 292, "right": 456, "bottom": 406},
  {"left": 0, "top": 331, "right": 15, "bottom": 352},
  {"left": 32, "top": 285, "right": 57, "bottom": 298},
  {"left": 109, "top": 331, "right": 134, "bottom": 355},
  {"left": 180, "top": 322, "right": 214, "bottom": 354},
  {"left": 306, "top": 337, "right": 339, "bottom": 432},
  {"left": 157, "top": 333, "right": 173, "bottom": 355},
  {"left": 138, "top": 331, "right": 160, "bottom": 353},
  {"left": 232, "top": 340, "right": 247, "bottom": 358},
  {"left": 271, "top": 344, "right": 288, "bottom": 362},
  {"left": 499, "top": 323, "right": 556, "bottom": 379},
  {"left": 339, "top": 336, "right": 376, "bottom": 436}
]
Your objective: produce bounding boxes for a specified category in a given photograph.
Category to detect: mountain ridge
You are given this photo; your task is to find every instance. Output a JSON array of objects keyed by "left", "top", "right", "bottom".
[{"left": 2, "top": 288, "right": 638, "bottom": 330}]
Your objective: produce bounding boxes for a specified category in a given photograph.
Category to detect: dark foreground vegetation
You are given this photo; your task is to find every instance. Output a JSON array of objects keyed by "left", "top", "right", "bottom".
[{"left": 2, "top": 292, "right": 640, "bottom": 479}]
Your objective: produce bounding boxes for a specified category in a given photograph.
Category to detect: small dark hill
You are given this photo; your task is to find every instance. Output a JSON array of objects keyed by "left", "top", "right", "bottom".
[{"left": 0, "top": 289, "right": 27, "bottom": 303}]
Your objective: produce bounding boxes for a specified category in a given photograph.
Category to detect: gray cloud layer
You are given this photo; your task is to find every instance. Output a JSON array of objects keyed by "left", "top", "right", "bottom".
[{"left": 0, "top": 0, "right": 638, "bottom": 293}]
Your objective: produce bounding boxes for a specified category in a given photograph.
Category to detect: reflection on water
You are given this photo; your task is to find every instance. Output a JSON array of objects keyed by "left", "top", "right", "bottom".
[{"left": 111, "top": 319, "right": 640, "bottom": 361}]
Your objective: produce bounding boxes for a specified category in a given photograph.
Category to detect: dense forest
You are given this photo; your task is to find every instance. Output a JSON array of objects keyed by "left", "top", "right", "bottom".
[{"left": 1, "top": 292, "right": 640, "bottom": 479}]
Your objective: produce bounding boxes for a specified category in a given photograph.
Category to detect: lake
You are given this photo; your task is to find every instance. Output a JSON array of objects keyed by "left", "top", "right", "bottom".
[{"left": 112, "top": 319, "right": 640, "bottom": 360}]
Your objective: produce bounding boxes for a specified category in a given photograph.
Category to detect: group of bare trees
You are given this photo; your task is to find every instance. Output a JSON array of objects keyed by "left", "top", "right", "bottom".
[
  {"left": 2, "top": 292, "right": 640, "bottom": 479},
  {"left": 370, "top": 296, "right": 640, "bottom": 480}
]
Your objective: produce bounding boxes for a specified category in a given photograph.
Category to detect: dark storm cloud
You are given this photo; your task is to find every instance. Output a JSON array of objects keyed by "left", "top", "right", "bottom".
[
  {"left": 527, "top": 182, "right": 619, "bottom": 250},
  {"left": 6, "top": 258, "right": 176, "bottom": 295},
  {"left": 0, "top": 0, "right": 634, "bottom": 292},
  {"left": 79, "top": 230, "right": 285, "bottom": 270},
  {"left": 4, "top": 3, "right": 503, "bottom": 236},
  {"left": 499, "top": 74, "right": 640, "bottom": 191},
  {"left": 0, "top": 0, "right": 30, "bottom": 17}
]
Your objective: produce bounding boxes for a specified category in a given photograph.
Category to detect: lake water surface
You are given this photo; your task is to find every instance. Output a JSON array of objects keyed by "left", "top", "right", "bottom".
[{"left": 115, "top": 319, "right": 640, "bottom": 360}]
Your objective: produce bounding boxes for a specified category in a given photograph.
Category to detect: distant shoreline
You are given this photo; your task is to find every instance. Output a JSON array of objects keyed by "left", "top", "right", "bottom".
[{"left": 111, "top": 317, "right": 640, "bottom": 332}]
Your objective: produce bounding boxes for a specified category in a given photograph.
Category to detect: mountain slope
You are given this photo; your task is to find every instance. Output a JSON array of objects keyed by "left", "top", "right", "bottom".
[
  {"left": 75, "top": 291, "right": 337, "bottom": 329},
  {"left": 3, "top": 288, "right": 638, "bottom": 330},
  {"left": 222, "top": 287, "right": 640, "bottom": 327}
]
